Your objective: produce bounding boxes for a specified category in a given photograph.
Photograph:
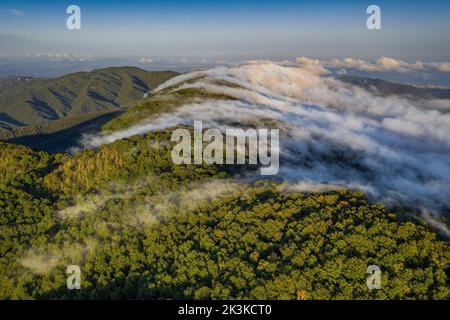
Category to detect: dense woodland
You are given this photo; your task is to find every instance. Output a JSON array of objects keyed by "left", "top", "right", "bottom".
[
  {"left": 0, "top": 68, "right": 178, "bottom": 130},
  {"left": 0, "top": 128, "right": 448, "bottom": 299}
]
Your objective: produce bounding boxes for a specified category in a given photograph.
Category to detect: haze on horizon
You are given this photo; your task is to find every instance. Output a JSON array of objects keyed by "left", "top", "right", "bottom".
[{"left": 0, "top": 0, "right": 449, "bottom": 62}]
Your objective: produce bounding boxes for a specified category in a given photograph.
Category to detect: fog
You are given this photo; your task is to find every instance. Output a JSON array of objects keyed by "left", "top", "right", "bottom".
[{"left": 76, "top": 61, "right": 450, "bottom": 233}]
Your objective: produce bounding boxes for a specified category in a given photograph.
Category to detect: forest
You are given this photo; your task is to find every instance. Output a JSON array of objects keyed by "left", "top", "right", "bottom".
[{"left": 0, "top": 129, "right": 448, "bottom": 299}]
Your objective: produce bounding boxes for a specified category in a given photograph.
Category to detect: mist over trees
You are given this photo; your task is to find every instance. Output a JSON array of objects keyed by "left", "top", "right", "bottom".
[
  {"left": 0, "top": 133, "right": 448, "bottom": 300},
  {"left": 1, "top": 64, "right": 449, "bottom": 300}
]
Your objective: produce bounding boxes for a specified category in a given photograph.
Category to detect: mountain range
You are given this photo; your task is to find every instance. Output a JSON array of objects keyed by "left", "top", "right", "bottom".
[
  {"left": 0, "top": 67, "right": 178, "bottom": 131},
  {"left": 2, "top": 67, "right": 450, "bottom": 153},
  {"left": 0, "top": 63, "right": 448, "bottom": 300},
  {"left": 338, "top": 75, "right": 450, "bottom": 100}
]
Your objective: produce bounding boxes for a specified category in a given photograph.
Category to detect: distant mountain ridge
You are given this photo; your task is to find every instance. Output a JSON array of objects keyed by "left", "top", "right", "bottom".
[
  {"left": 3, "top": 71, "right": 450, "bottom": 153},
  {"left": 338, "top": 75, "right": 450, "bottom": 100},
  {"left": 0, "top": 67, "right": 178, "bottom": 130}
]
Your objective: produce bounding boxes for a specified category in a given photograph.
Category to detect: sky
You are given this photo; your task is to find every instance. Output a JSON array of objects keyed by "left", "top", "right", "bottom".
[{"left": 0, "top": 0, "right": 449, "bottom": 61}]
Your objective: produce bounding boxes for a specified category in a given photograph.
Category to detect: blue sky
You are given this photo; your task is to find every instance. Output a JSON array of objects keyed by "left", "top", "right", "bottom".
[{"left": 0, "top": 0, "right": 449, "bottom": 61}]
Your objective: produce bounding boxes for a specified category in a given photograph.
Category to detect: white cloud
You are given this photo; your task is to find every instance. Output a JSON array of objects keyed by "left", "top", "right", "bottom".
[
  {"left": 5, "top": 8, "right": 24, "bottom": 17},
  {"left": 139, "top": 57, "right": 154, "bottom": 64},
  {"left": 297, "top": 56, "right": 450, "bottom": 73},
  {"left": 75, "top": 62, "right": 450, "bottom": 229},
  {"left": 430, "top": 62, "right": 450, "bottom": 73},
  {"left": 26, "top": 52, "right": 94, "bottom": 61}
]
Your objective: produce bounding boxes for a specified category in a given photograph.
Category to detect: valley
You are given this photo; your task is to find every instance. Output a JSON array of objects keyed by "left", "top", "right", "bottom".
[{"left": 0, "top": 67, "right": 178, "bottom": 130}]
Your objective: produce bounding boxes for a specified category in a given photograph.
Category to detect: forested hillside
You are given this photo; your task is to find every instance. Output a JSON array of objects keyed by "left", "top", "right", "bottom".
[
  {"left": 0, "top": 133, "right": 448, "bottom": 299},
  {"left": 0, "top": 67, "right": 178, "bottom": 130},
  {"left": 1, "top": 64, "right": 449, "bottom": 300}
]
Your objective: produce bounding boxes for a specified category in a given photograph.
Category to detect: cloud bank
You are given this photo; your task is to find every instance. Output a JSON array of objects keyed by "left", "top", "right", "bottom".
[
  {"left": 76, "top": 62, "right": 450, "bottom": 232},
  {"left": 297, "top": 56, "right": 450, "bottom": 73}
]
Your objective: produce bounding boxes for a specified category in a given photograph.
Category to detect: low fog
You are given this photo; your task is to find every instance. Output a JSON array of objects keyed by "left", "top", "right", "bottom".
[{"left": 76, "top": 61, "right": 450, "bottom": 233}]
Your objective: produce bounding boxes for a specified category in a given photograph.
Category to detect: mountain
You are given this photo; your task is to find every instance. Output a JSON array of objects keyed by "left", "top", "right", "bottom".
[
  {"left": 338, "top": 75, "right": 450, "bottom": 100},
  {"left": 0, "top": 67, "right": 178, "bottom": 131},
  {"left": 0, "top": 133, "right": 448, "bottom": 300},
  {"left": 0, "top": 64, "right": 448, "bottom": 300}
]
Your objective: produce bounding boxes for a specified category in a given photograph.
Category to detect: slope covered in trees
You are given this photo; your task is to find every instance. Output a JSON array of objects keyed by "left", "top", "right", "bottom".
[
  {"left": 0, "top": 133, "right": 448, "bottom": 300},
  {"left": 0, "top": 67, "right": 178, "bottom": 130}
]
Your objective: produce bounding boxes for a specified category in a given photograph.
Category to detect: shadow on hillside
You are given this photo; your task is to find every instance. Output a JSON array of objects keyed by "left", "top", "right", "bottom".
[{"left": 8, "top": 111, "right": 123, "bottom": 153}]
